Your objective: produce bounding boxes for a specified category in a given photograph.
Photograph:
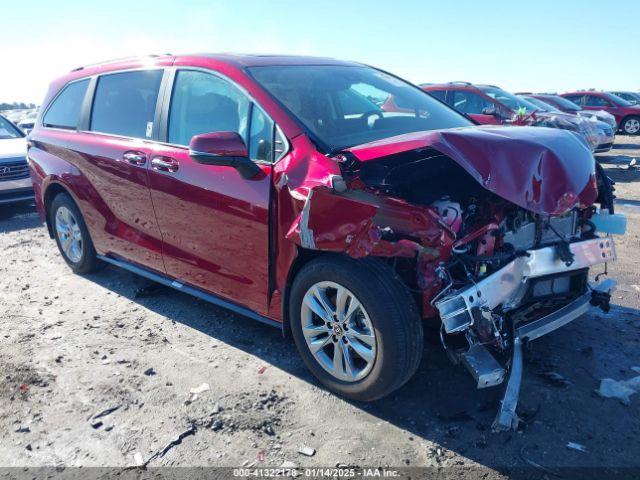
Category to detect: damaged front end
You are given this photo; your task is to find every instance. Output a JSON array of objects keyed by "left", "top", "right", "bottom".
[{"left": 281, "top": 126, "right": 626, "bottom": 430}]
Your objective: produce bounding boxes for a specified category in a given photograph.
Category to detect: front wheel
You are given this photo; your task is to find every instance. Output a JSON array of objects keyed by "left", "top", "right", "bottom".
[
  {"left": 621, "top": 116, "right": 640, "bottom": 135},
  {"left": 289, "top": 255, "right": 423, "bottom": 401}
]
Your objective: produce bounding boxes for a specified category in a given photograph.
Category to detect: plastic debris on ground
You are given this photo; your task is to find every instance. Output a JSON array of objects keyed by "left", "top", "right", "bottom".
[{"left": 597, "top": 368, "right": 640, "bottom": 405}]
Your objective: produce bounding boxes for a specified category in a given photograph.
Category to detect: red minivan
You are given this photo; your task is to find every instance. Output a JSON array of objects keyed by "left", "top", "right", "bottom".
[{"left": 28, "top": 55, "right": 621, "bottom": 429}]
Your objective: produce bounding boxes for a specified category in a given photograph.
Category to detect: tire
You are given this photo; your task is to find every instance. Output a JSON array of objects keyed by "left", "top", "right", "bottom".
[
  {"left": 621, "top": 116, "right": 640, "bottom": 135},
  {"left": 289, "top": 254, "right": 423, "bottom": 402},
  {"left": 50, "top": 192, "right": 104, "bottom": 274}
]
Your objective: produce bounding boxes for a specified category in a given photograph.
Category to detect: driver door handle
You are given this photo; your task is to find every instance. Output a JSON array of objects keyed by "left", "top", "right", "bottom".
[
  {"left": 123, "top": 151, "right": 147, "bottom": 166},
  {"left": 151, "top": 156, "right": 179, "bottom": 173}
]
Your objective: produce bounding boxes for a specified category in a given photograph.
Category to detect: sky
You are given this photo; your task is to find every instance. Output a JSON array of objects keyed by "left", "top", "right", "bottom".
[{"left": 2, "top": 0, "right": 639, "bottom": 104}]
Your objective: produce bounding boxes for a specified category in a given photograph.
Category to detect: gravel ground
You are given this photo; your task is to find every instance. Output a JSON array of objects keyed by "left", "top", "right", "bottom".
[{"left": 0, "top": 136, "right": 639, "bottom": 477}]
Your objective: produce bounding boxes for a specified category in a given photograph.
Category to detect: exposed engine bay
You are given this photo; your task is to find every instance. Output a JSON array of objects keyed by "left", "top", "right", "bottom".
[{"left": 281, "top": 126, "right": 626, "bottom": 431}]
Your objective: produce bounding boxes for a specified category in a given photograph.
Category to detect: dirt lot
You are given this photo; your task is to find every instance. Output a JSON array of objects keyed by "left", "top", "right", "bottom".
[{"left": 1, "top": 136, "right": 639, "bottom": 478}]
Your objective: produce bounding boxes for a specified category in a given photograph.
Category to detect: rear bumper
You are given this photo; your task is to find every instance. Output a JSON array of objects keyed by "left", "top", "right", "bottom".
[
  {"left": 436, "top": 236, "right": 616, "bottom": 334},
  {"left": 0, "top": 177, "right": 34, "bottom": 204}
]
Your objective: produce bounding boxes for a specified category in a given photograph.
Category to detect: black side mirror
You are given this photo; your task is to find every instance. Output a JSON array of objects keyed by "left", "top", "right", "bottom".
[{"left": 189, "top": 131, "right": 262, "bottom": 179}]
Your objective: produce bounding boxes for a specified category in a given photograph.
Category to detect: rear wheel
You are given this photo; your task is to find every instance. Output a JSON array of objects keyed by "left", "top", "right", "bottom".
[
  {"left": 289, "top": 255, "right": 423, "bottom": 401},
  {"left": 621, "top": 116, "right": 640, "bottom": 135},
  {"left": 50, "top": 193, "right": 103, "bottom": 273}
]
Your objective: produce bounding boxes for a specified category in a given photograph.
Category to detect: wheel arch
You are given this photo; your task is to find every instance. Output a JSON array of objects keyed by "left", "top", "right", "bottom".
[
  {"left": 42, "top": 182, "right": 73, "bottom": 238},
  {"left": 280, "top": 248, "right": 423, "bottom": 336},
  {"left": 281, "top": 247, "right": 325, "bottom": 337}
]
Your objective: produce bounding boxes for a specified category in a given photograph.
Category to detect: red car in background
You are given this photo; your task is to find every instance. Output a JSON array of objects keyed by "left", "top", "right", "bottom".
[
  {"left": 528, "top": 94, "right": 617, "bottom": 129},
  {"left": 418, "top": 82, "right": 602, "bottom": 150},
  {"left": 561, "top": 91, "right": 640, "bottom": 135}
]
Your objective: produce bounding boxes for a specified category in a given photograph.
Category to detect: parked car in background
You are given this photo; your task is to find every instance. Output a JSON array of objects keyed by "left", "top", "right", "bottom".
[
  {"left": 528, "top": 94, "right": 617, "bottom": 130},
  {"left": 419, "top": 82, "right": 601, "bottom": 151},
  {"left": 609, "top": 91, "right": 640, "bottom": 105},
  {"left": 0, "top": 114, "right": 33, "bottom": 205},
  {"left": 17, "top": 111, "right": 38, "bottom": 134},
  {"left": 518, "top": 94, "right": 614, "bottom": 153},
  {"left": 561, "top": 91, "right": 640, "bottom": 135},
  {"left": 28, "top": 55, "right": 621, "bottom": 430}
]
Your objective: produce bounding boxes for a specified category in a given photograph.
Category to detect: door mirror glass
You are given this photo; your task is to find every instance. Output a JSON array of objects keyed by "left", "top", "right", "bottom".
[
  {"left": 189, "top": 131, "right": 261, "bottom": 179},
  {"left": 481, "top": 106, "right": 497, "bottom": 116}
]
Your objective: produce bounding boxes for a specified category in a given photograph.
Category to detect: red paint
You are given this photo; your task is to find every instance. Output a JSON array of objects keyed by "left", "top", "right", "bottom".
[{"left": 28, "top": 54, "right": 602, "bottom": 326}]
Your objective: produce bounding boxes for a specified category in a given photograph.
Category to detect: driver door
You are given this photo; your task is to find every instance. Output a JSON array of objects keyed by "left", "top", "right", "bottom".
[{"left": 147, "top": 69, "right": 275, "bottom": 314}]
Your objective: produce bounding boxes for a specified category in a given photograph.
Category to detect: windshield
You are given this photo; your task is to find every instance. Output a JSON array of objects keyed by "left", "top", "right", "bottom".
[
  {"left": 0, "top": 115, "right": 24, "bottom": 139},
  {"left": 479, "top": 86, "right": 539, "bottom": 112},
  {"left": 521, "top": 96, "right": 561, "bottom": 113},
  {"left": 247, "top": 65, "right": 472, "bottom": 152},
  {"left": 542, "top": 95, "right": 581, "bottom": 111}
]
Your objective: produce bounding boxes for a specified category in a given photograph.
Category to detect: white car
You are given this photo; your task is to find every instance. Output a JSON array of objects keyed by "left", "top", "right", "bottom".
[{"left": 0, "top": 115, "right": 33, "bottom": 206}]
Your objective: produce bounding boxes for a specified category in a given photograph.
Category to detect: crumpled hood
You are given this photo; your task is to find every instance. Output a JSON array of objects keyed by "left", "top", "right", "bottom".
[{"left": 346, "top": 125, "right": 598, "bottom": 216}]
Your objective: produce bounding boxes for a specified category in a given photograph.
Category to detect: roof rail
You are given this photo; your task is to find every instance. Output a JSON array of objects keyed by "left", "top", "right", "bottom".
[
  {"left": 70, "top": 53, "right": 172, "bottom": 72},
  {"left": 514, "top": 92, "right": 532, "bottom": 95}
]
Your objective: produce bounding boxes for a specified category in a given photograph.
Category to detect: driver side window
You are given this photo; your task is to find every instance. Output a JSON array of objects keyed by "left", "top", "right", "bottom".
[
  {"left": 168, "top": 70, "right": 250, "bottom": 147},
  {"left": 451, "top": 90, "right": 493, "bottom": 114}
]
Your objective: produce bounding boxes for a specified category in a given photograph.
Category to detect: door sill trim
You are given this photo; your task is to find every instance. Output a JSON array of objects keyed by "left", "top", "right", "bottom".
[{"left": 97, "top": 255, "right": 282, "bottom": 329}]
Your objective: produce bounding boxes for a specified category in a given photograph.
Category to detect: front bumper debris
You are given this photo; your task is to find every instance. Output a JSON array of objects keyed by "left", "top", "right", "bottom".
[
  {"left": 436, "top": 236, "right": 617, "bottom": 334},
  {"left": 492, "top": 278, "right": 616, "bottom": 431},
  {"left": 433, "top": 236, "right": 619, "bottom": 431}
]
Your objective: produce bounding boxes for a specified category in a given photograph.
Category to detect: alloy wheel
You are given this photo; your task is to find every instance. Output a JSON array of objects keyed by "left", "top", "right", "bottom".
[
  {"left": 624, "top": 118, "right": 640, "bottom": 134},
  {"left": 300, "top": 281, "right": 377, "bottom": 382},
  {"left": 55, "top": 206, "right": 83, "bottom": 263}
]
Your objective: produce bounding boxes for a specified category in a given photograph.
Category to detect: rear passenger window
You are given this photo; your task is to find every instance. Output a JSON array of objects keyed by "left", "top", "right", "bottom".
[
  {"left": 90, "top": 70, "right": 163, "bottom": 139},
  {"left": 43, "top": 79, "right": 89, "bottom": 129},
  {"left": 168, "top": 70, "right": 249, "bottom": 147}
]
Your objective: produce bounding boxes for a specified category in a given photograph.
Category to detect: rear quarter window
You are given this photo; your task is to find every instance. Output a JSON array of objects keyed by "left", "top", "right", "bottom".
[
  {"left": 90, "top": 70, "right": 163, "bottom": 139},
  {"left": 42, "top": 79, "right": 90, "bottom": 129}
]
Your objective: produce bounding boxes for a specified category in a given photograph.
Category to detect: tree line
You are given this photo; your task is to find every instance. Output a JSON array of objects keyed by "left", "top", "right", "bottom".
[{"left": 0, "top": 102, "right": 37, "bottom": 111}]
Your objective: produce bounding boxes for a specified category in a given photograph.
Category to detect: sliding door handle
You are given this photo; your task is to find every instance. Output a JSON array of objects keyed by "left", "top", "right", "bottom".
[{"left": 151, "top": 156, "right": 179, "bottom": 173}]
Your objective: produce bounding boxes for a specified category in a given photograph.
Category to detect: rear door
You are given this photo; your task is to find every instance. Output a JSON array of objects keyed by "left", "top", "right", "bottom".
[
  {"left": 68, "top": 69, "right": 166, "bottom": 272},
  {"left": 148, "top": 69, "right": 277, "bottom": 315}
]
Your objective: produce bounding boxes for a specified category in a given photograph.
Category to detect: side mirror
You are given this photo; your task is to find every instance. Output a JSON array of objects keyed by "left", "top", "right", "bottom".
[
  {"left": 481, "top": 106, "right": 497, "bottom": 116},
  {"left": 189, "top": 131, "right": 261, "bottom": 179}
]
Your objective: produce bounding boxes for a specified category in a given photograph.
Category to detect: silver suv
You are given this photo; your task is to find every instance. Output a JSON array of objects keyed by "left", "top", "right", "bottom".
[{"left": 0, "top": 115, "right": 33, "bottom": 206}]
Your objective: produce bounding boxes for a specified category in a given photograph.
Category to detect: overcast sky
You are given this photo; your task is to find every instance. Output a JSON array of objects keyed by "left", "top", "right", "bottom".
[{"left": 2, "top": 0, "right": 639, "bottom": 104}]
